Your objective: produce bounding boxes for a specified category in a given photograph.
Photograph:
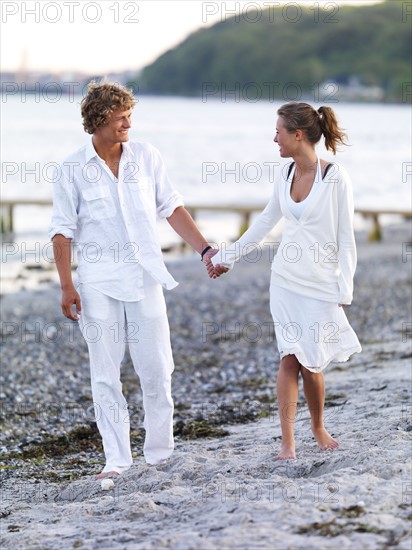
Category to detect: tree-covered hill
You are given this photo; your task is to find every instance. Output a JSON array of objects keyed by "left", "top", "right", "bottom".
[{"left": 138, "top": 1, "right": 411, "bottom": 102}]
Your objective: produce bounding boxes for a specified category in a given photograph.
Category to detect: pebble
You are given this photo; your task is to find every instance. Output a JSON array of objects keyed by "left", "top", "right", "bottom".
[
  {"left": 0, "top": 222, "right": 411, "bottom": 483},
  {"left": 101, "top": 479, "right": 115, "bottom": 491}
]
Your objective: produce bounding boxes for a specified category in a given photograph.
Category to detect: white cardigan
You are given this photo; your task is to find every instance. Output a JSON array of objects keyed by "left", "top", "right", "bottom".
[{"left": 212, "top": 162, "right": 357, "bottom": 305}]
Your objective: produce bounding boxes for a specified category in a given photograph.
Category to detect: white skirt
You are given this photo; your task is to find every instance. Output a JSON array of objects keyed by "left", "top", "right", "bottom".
[{"left": 270, "top": 282, "right": 361, "bottom": 373}]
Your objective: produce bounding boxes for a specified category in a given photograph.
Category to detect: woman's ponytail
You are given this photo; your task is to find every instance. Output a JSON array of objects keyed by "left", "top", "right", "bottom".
[{"left": 317, "top": 106, "right": 348, "bottom": 155}]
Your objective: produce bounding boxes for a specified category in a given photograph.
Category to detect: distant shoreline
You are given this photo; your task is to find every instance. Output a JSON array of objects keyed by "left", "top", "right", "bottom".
[{"left": 1, "top": 90, "right": 410, "bottom": 106}]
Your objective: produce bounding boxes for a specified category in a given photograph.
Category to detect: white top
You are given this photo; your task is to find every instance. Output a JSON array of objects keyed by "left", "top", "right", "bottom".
[
  {"left": 49, "top": 138, "right": 184, "bottom": 301},
  {"left": 212, "top": 161, "right": 357, "bottom": 305},
  {"left": 286, "top": 158, "right": 322, "bottom": 220}
]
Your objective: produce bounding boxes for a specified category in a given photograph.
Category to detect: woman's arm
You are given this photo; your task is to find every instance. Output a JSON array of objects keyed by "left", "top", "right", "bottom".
[
  {"left": 212, "top": 180, "right": 282, "bottom": 270},
  {"left": 336, "top": 167, "right": 357, "bottom": 305}
]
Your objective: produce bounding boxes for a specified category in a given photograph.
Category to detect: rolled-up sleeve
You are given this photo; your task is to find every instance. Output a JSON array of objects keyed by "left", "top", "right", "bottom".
[
  {"left": 152, "top": 146, "right": 184, "bottom": 219},
  {"left": 49, "top": 166, "right": 79, "bottom": 241}
]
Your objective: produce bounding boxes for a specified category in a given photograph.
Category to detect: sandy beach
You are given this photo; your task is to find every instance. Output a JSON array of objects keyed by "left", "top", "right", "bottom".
[{"left": 1, "top": 223, "right": 411, "bottom": 549}]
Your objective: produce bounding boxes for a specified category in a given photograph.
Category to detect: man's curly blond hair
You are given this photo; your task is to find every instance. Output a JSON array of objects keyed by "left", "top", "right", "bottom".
[{"left": 81, "top": 81, "right": 136, "bottom": 134}]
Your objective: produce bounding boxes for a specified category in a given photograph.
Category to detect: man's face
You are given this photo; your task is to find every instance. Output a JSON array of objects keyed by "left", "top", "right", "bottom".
[{"left": 95, "top": 109, "right": 132, "bottom": 145}]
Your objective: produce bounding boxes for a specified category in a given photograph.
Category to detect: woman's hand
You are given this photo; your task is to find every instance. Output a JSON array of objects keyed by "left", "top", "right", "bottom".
[{"left": 214, "top": 263, "right": 229, "bottom": 276}]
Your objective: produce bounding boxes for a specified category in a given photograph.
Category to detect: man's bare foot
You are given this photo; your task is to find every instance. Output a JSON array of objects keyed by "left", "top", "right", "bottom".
[
  {"left": 312, "top": 427, "right": 339, "bottom": 451},
  {"left": 276, "top": 443, "right": 297, "bottom": 460},
  {"left": 96, "top": 470, "right": 120, "bottom": 480}
]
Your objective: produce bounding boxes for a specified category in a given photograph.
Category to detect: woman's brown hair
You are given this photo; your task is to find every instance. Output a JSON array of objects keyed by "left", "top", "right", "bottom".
[
  {"left": 81, "top": 81, "right": 136, "bottom": 134},
  {"left": 277, "top": 102, "right": 348, "bottom": 155}
]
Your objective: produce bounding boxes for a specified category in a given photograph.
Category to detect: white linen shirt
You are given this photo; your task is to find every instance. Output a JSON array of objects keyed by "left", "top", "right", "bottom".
[
  {"left": 49, "top": 138, "right": 184, "bottom": 301},
  {"left": 212, "top": 162, "right": 357, "bottom": 305}
]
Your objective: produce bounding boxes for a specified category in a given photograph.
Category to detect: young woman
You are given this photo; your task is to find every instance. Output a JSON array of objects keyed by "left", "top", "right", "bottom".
[{"left": 210, "top": 102, "right": 362, "bottom": 459}]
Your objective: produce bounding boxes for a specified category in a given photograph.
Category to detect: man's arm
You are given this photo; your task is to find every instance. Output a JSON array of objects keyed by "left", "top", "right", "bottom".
[
  {"left": 166, "top": 206, "right": 224, "bottom": 278},
  {"left": 166, "top": 206, "right": 210, "bottom": 254},
  {"left": 52, "top": 234, "right": 81, "bottom": 321}
]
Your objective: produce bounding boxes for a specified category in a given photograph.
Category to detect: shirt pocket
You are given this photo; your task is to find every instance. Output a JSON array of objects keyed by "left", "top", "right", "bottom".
[
  {"left": 82, "top": 186, "right": 116, "bottom": 220},
  {"left": 127, "top": 176, "right": 153, "bottom": 191},
  {"left": 127, "top": 176, "right": 155, "bottom": 212}
]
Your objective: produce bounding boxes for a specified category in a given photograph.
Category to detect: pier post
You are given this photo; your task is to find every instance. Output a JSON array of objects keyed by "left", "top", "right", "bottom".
[
  {"left": 239, "top": 211, "right": 251, "bottom": 237},
  {"left": 368, "top": 213, "right": 382, "bottom": 241},
  {"left": 9, "top": 204, "right": 14, "bottom": 233}
]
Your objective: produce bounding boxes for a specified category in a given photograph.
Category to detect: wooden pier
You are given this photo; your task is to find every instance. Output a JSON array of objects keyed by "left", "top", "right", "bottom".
[{"left": 0, "top": 199, "right": 411, "bottom": 242}]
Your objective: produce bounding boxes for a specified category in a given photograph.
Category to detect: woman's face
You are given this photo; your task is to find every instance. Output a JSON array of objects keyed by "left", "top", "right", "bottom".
[{"left": 274, "top": 116, "right": 296, "bottom": 158}]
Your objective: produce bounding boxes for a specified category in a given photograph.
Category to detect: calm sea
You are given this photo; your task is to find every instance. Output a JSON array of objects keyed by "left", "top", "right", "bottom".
[{"left": 1, "top": 95, "right": 411, "bottom": 290}]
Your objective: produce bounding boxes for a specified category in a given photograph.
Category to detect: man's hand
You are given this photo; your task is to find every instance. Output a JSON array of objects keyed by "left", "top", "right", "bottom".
[
  {"left": 202, "top": 249, "right": 229, "bottom": 279},
  {"left": 61, "top": 286, "right": 82, "bottom": 321}
]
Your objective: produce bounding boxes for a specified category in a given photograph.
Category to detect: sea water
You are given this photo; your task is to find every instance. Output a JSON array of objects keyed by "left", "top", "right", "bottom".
[{"left": 1, "top": 95, "right": 411, "bottom": 291}]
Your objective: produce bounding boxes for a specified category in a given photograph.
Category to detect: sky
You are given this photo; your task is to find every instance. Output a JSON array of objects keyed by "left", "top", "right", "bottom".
[{"left": 1, "top": 0, "right": 383, "bottom": 74}]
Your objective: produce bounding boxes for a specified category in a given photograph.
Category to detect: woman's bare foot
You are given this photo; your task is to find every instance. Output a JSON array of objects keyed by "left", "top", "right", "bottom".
[
  {"left": 312, "top": 427, "right": 339, "bottom": 451},
  {"left": 276, "top": 442, "right": 297, "bottom": 460},
  {"left": 96, "top": 470, "right": 120, "bottom": 480}
]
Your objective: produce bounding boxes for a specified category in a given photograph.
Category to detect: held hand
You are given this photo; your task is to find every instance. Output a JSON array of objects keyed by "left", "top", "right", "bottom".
[
  {"left": 202, "top": 248, "right": 219, "bottom": 278},
  {"left": 61, "top": 287, "right": 82, "bottom": 321},
  {"left": 214, "top": 263, "right": 229, "bottom": 276},
  {"left": 202, "top": 248, "right": 229, "bottom": 279}
]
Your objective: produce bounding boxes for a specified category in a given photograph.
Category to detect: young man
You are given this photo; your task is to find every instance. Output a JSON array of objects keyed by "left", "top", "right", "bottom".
[{"left": 50, "top": 81, "right": 218, "bottom": 479}]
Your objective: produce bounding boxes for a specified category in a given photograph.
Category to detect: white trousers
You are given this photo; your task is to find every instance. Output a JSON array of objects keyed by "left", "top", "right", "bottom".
[{"left": 78, "top": 275, "right": 174, "bottom": 473}]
